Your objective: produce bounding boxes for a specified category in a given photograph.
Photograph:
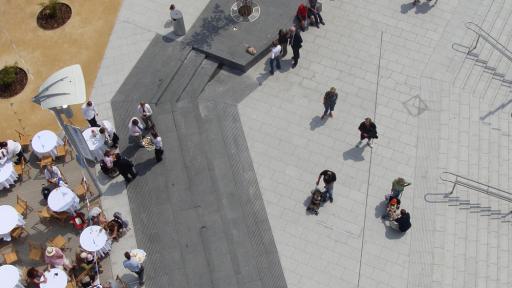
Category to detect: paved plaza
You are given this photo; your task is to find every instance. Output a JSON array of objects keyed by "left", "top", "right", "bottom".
[{"left": 88, "top": 0, "right": 512, "bottom": 287}]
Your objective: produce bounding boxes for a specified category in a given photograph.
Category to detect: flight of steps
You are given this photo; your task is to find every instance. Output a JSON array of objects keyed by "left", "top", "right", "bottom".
[{"left": 434, "top": 81, "right": 512, "bottom": 288}]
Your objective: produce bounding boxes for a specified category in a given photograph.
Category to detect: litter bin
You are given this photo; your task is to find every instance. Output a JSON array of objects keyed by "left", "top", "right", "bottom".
[{"left": 171, "top": 10, "right": 186, "bottom": 36}]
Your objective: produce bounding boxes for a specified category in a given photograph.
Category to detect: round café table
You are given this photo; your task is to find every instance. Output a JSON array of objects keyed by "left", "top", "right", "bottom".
[
  {"left": 0, "top": 264, "right": 20, "bottom": 288},
  {"left": 31, "top": 130, "right": 63, "bottom": 159},
  {"left": 0, "top": 205, "right": 25, "bottom": 241},
  {"left": 0, "top": 161, "right": 17, "bottom": 189},
  {"left": 80, "top": 225, "right": 108, "bottom": 252},
  {"left": 82, "top": 127, "right": 107, "bottom": 162},
  {"left": 48, "top": 187, "right": 80, "bottom": 213},
  {"left": 40, "top": 268, "right": 68, "bottom": 288}
]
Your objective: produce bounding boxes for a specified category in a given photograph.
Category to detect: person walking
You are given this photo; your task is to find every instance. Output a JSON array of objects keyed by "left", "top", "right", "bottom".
[
  {"left": 289, "top": 27, "right": 303, "bottom": 69},
  {"left": 308, "top": 0, "right": 325, "bottom": 27},
  {"left": 137, "top": 101, "right": 154, "bottom": 129},
  {"left": 321, "top": 87, "right": 338, "bottom": 120},
  {"left": 278, "top": 29, "right": 289, "bottom": 58},
  {"left": 316, "top": 169, "right": 336, "bottom": 203},
  {"left": 358, "top": 117, "right": 378, "bottom": 148},
  {"left": 113, "top": 153, "right": 137, "bottom": 184},
  {"left": 82, "top": 101, "right": 100, "bottom": 127},
  {"left": 123, "top": 251, "right": 144, "bottom": 286},
  {"left": 391, "top": 177, "right": 411, "bottom": 198},
  {"left": 269, "top": 41, "right": 282, "bottom": 75},
  {"left": 151, "top": 130, "right": 164, "bottom": 162}
]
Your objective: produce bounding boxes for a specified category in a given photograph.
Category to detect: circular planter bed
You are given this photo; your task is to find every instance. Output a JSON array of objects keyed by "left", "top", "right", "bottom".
[
  {"left": 0, "top": 67, "right": 28, "bottom": 98},
  {"left": 37, "top": 2, "right": 72, "bottom": 30}
]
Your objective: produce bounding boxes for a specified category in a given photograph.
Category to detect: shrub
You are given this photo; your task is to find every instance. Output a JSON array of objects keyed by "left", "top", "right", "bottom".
[
  {"left": 0, "top": 65, "right": 18, "bottom": 86},
  {"left": 40, "top": 0, "right": 60, "bottom": 18}
]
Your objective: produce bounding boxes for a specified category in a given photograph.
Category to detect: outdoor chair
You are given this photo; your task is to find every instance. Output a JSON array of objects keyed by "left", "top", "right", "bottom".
[
  {"left": 38, "top": 155, "right": 53, "bottom": 172},
  {"left": 27, "top": 240, "right": 44, "bottom": 262},
  {"left": 15, "top": 195, "right": 33, "bottom": 218},
  {"left": 10, "top": 226, "right": 29, "bottom": 240},
  {"left": 1, "top": 244, "right": 18, "bottom": 264},
  {"left": 47, "top": 234, "right": 68, "bottom": 250},
  {"left": 74, "top": 177, "right": 93, "bottom": 200},
  {"left": 56, "top": 138, "right": 73, "bottom": 163},
  {"left": 14, "top": 158, "right": 30, "bottom": 183},
  {"left": 15, "top": 130, "right": 32, "bottom": 152}
]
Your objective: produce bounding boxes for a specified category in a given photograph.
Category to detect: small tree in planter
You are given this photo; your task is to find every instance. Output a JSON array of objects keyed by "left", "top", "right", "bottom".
[
  {"left": 0, "top": 64, "right": 18, "bottom": 87},
  {"left": 39, "top": 0, "right": 60, "bottom": 18},
  {"left": 0, "top": 63, "right": 28, "bottom": 98},
  {"left": 37, "top": 0, "right": 72, "bottom": 30}
]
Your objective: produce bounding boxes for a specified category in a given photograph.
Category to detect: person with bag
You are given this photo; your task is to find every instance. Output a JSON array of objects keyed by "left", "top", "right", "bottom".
[
  {"left": 316, "top": 169, "right": 336, "bottom": 203},
  {"left": 390, "top": 209, "right": 411, "bottom": 233},
  {"left": 358, "top": 117, "right": 378, "bottom": 148},
  {"left": 289, "top": 27, "right": 303, "bottom": 68},
  {"left": 321, "top": 87, "right": 338, "bottom": 120}
]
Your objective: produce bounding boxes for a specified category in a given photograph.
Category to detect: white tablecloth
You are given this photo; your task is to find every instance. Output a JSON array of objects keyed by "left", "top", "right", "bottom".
[
  {"left": 0, "top": 161, "right": 17, "bottom": 189},
  {"left": 82, "top": 127, "right": 107, "bottom": 161},
  {"left": 0, "top": 264, "right": 20, "bottom": 288},
  {"left": 40, "top": 268, "right": 68, "bottom": 288},
  {"left": 32, "top": 130, "right": 64, "bottom": 159},
  {"left": 0, "top": 205, "right": 24, "bottom": 236},
  {"left": 48, "top": 187, "right": 80, "bottom": 213},
  {"left": 80, "top": 225, "right": 108, "bottom": 252}
]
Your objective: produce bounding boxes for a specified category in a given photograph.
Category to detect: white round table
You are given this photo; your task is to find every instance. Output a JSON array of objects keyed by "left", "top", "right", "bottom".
[
  {"left": 80, "top": 225, "right": 108, "bottom": 252},
  {"left": 48, "top": 187, "right": 80, "bottom": 213},
  {"left": 0, "top": 205, "right": 24, "bottom": 235},
  {"left": 0, "top": 265, "right": 20, "bottom": 288},
  {"left": 82, "top": 127, "right": 107, "bottom": 161},
  {"left": 0, "top": 161, "right": 17, "bottom": 189},
  {"left": 32, "top": 130, "right": 63, "bottom": 159},
  {"left": 40, "top": 268, "right": 68, "bottom": 288}
]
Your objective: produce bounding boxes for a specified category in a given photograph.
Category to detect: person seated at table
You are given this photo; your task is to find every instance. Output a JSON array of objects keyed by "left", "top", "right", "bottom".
[
  {"left": 78, "top": 251, "right": 97, "bottom": 271},
  {"left": 128, "top": 118, "right": 144, "bottom": 146},
  {"left": 295, "top": 3, "right": 309, "bottom": 31},
  {"left": 79, "top": 272, "right": 99, "bottom": 288},
  {"left": 0, "top": 140, "right": 27, "bottom": 164},
  {"left": 27, "top": 267, "right": 47, "bottom": 287},
  {"left": 90, "top": 207, "right": 108, "bottom": 227},
  {"left": 45, "top": 247, "right": 73, "bottom": 271},
  {"left": 44, "top": 163, "right": 66, "bottom": 186}
]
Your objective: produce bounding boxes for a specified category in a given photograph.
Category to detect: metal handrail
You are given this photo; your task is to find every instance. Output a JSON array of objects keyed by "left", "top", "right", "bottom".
[
  {"left": 440, "top": 171, "right": 512, "bottom": 204},
  {"left": 465, "top": 22, "right": 512, "bottom": 63}
]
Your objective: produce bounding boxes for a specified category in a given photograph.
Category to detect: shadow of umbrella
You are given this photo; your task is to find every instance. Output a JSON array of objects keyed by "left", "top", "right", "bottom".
[{"left": 342, "top": 145, "right": 366, "bottom": 161}]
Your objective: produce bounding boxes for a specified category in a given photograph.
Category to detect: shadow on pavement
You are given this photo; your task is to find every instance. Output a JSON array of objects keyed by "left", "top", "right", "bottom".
[
  {"left": 134, "top": 157, "right": 157, "bottom": 177},
  {"left": 309, "top": 115, "right": 326, "bottom": 130},
  {"left": 342, "top": 145, "right": 366, "bottom": 161},
  {"left": 375, "top": 199, "right": 388, "bottom": 218},
  {"left": 383, "top": 221, "right": 407, "bottom": 239}
]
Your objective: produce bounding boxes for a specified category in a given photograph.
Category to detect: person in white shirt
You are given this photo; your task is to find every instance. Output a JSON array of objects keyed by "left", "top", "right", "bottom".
[
  {"left": 269, "top": 40, "right": 282, "bottom": 75},
  {"left": 0, "top": 140, "right": 26, "bottom": 164},
  {"left": 99, "top": 120, "right": 120, "bottom": 148},
  {"left": 82, "top": 101, "right": 100, "bottom": 127},
  {"left": 137, "top": 101, "right": 154, "bottom": 129},
  {"left": 44, "top": 163, "right": 65, "bottom": 185},
  {"left": 151, "top": 130, "right": 164, "bottom": 162},
  {"left": 128, "top": 118, "right": 144, "bottom": 146}
]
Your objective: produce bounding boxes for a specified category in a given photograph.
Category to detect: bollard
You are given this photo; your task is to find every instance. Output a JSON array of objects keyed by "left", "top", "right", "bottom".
[{"left": 171, "top": 9, "right": 186, "bottom": 36}]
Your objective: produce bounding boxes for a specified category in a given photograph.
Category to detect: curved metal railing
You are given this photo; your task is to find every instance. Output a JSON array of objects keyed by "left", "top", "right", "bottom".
[
  {"left": 440, "top": 171, "right": 512, "bottom": 203},
  {"left": 465, "top": 22, "right": 512, "bottom": 63}
]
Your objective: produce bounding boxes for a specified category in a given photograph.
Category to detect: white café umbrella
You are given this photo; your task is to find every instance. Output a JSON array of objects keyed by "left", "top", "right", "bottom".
[
  {"left": 0, "top": 205, "right": 22, "bottom": 234},
  {"left": 32, "top": 64, "right": 86, "bottom": 109},
  {"left": 80, "top": 225, "right": 108, "bottom": 252},
  {"left": 0, "top": 265, "right": 20, "bottom": 288}
]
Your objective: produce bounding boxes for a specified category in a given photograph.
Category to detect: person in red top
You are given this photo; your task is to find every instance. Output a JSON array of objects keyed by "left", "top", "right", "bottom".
[{"left": 295, "top": 4, "right": 308, "bottom": 31}]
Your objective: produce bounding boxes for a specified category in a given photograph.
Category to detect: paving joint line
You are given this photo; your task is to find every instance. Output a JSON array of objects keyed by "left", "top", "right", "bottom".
[{"left": 357, "top": 30, "right": 383, "bottom": 288}]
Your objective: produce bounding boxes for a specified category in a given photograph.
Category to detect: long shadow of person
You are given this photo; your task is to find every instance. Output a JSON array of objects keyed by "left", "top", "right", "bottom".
[
  {"left": 279, "top": 59, "right": 294, "bottom": 73},
  {"left": 384, "top": 222, "right": 406, "bottom": 239},
  {"left": 342, "top": 144, "right": 366, "bottom": 161},
  {"left": 400, "top": 1, "right": 415, "bottom": 13},
  {"left": 309, "top": 116, "right": 326, "bottom": 130},
  {"left": 375, "top": 199, "right": 388, "bottom": 218}
]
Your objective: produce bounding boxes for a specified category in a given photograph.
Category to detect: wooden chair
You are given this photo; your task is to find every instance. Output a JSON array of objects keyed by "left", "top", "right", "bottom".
[
  {"left": 38, "top": 155, "right": 53, "bottom": 170},
  {"left": 14, "top": 158, "right": 30, "bottom": 183},
  {"left": 10, "top": 226, "right": 29, "bottom": 240},
  {"left": 27, "top": 240, "right": 44, "bottom": 262},
  {"left": 66, "top": 281, "right": 78, "bottom": 288},
  {"left": 15, "top": 195, "right": 32, "bottom": 218},
  {"left": 37, "top": 207, "right": 52, "bottom": 222},
  {"left": 47, "top": 234, "right": 67, "bottom": 250},
  {"left": 1, "top": 244, "right": 18, "bottom": 264},
  {"left": 74, "top": 177, "right": 93, "bottom": 200},
  {"left": 56, "top": 138, "right": 73, "bottom": 163},
  {"left": 15, "top": 129, "right": 31, "bottom": 152}
]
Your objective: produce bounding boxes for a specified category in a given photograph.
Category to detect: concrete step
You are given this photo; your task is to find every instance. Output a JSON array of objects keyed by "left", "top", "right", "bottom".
[{"left": 176, "top": 59, "right": 219, "bottom": 104}]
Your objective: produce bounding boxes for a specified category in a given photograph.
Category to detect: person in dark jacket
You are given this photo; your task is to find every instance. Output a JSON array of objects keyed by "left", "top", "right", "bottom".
[
  {"left": 358, "top": 117, "right": 378, "bottom": 148},
  {"left": 278, "top": 29, "right": 289, "bottom": 58},
  {"left": 321, "top": 87, "right": 338, "bottom": 120},
  {"left": 308, "top": 0, "right": 325, "bottom": 27},
  {"left": 113, "top": 153, "right": 137, "bottom": 184},
  {"left": 289, "top": 27, "right": 303, "bottom": 69},
  {"left": 316, "top": 169, "right": 337, "bottom": 203},
  {"left": 391, "top": 209, "right": 411, "bottom": 232}
]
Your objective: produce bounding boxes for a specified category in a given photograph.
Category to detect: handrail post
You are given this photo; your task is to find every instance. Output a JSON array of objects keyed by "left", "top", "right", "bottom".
[
  {"left": 449, "top": 175, "right": 457, "bottom": 195},
  {"left": 468, "top": 35, "right": 480, "bottom": 54}
]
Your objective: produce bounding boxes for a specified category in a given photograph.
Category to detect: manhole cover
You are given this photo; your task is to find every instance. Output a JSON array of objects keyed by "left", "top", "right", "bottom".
[{"left": 231, "top": 0, "right": 261, "bottom": 22}]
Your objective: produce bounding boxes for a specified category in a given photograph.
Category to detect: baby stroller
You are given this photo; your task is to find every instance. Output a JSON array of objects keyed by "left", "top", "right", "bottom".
[
  {"left": 306, "top": 188, "right": 327, "bottom": 215},
  {"left": 100, "top": 160, "right": 119, "bottom": 178}
]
